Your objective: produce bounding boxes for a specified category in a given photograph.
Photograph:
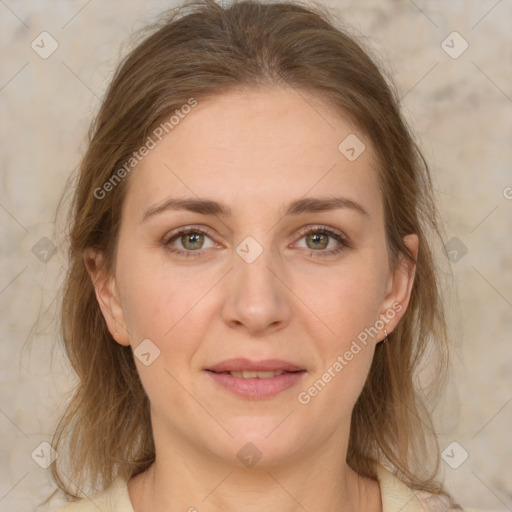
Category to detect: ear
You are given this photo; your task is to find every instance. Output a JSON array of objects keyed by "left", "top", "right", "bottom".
[
  {"left": 83, "top": 248, "right": 130, "bottom": 346},
  {"left": 377, "top": 233, "right": 419, "bottom": 341}
]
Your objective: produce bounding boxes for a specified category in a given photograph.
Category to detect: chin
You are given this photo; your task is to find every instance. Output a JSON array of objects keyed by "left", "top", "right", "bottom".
[{"left": 211, "top": 421, "right": 308, "bottom": 468}]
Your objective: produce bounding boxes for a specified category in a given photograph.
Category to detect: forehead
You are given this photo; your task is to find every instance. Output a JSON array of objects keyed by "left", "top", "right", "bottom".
[{"left": 123, "top": 87, "right": 382, "bottom": 221}]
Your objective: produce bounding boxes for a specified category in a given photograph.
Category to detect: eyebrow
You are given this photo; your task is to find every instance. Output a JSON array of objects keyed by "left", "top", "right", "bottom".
[{"left": 141, "top": 195, "right": 369, "bottom": 222}]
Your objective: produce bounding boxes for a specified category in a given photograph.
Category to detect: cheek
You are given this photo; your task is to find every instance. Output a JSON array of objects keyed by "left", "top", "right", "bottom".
[
  {"left": 296, "top": 271, "right": 382, "bottom": 419},
  {"left": 118, "top": 271, "right": 169, "bottom": 341},
  {"left": 115, "top": 244, "right": 218, "bottom": 376},
  {"left": 115, "top": 239, "right": 193, "bottom": 340},
  {"left": 305, "top": 259, "right": 386, "bottom": 345},
  {"left": 297, "top": 257, "right": 386, "bottom": 398},
  {"left": 115, "top": 256, "right": 204, "bottom": 409}
]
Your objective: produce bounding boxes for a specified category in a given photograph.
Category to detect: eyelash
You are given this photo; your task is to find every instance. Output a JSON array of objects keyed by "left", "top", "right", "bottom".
[{"left": 163, "top": 225, "right": 350, "bottom": 259}]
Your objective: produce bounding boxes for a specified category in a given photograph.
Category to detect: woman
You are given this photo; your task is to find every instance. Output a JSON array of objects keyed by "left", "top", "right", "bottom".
[{"left": 44, "top": 0, "right": 486, "bottom": 510}]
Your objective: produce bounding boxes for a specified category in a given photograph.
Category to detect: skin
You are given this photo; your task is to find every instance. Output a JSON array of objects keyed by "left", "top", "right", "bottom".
[{"left": 85, "top": 86, "right": 418, "bottom": 512}]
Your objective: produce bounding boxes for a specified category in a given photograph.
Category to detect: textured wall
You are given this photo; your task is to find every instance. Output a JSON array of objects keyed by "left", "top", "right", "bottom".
[{"left": 0, "top": 0, "right": 510, "bottom": 510}]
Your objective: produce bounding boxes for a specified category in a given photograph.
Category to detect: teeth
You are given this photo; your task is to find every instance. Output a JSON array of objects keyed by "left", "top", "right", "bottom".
[{"left": 229, "top": 370, "right": 284, "bottom": 379}]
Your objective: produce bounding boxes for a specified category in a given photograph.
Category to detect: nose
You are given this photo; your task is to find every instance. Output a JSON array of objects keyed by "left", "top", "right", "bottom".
[{"left": 221, "top": 242, "right": 292, "bottom": 336}]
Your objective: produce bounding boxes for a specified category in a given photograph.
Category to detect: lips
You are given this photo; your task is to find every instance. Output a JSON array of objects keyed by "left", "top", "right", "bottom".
[
  {"left": 206, "top": 358, "right": 305, "bottom": 373},
  {"left": 229, "top": 370, "right": 284, "bottom": 379},
  {"left": 205, "top": 358, "right": 306, "bottom": 399}
]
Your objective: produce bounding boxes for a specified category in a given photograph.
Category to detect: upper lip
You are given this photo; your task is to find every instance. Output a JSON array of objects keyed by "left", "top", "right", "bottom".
[{"left": 206, "top": 358, "right": 305, "bottom": 373}]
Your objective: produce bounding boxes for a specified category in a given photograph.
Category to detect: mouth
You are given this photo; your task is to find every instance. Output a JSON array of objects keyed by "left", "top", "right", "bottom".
[
  {"left": 207, "top": 369, "right": 302, "bottom": 379},
  {"left": 204, "top": 361, "right": 307, "bottom": 399},
  {"left": 206, "top": 357, "right": 305, "bottom": 374}
]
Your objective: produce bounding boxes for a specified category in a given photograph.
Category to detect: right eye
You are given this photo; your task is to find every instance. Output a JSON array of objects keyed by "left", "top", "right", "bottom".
[{"left": 163, "top": 226, "right": 218, "bottom": 258}]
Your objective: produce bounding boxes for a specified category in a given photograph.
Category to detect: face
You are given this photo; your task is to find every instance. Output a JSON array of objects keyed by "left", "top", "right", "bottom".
[{"left": 87, "top": 87, "right": 417, "bottom": 468}]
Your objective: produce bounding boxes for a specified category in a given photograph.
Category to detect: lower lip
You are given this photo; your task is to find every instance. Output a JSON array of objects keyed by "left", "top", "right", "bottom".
[{"left": 205, "top": 370, "right": 306, "bottom": 399}]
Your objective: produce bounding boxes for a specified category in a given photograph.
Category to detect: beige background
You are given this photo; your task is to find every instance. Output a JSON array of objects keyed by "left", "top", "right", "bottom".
[{"left": 0, "top": 0, "right": 511, "bottom": 510}]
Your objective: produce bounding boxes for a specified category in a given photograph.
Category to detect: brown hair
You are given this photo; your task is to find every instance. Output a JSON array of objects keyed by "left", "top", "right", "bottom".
[{"left": 44, "top": 0, "right": 458, "bottom": 507}]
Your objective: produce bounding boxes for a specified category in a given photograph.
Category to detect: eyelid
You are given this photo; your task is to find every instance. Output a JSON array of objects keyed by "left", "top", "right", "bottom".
[
  {"left": 163, "top": 224, "right": 216, "bottom": 244},
  {"left": 295, "top": 224, "right": 348, "bottom": 242}
]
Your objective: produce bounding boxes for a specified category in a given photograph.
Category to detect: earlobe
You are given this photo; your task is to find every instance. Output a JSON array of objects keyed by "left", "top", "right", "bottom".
[
  {"left": 379, "top": 233, "right": 419, "bottom": 339},
  {"left": 83, "top": 248, "right": 130, "bottom": 346}
]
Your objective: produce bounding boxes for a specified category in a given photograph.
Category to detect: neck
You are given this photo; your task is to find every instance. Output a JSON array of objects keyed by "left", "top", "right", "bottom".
[{"left": 128, "top": 421, "right": 382, "bottom": 512}]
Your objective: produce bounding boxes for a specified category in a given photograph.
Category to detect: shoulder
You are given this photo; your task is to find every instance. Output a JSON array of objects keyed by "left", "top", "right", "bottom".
[
  {"left": 414, "top": 490, "right": 489, "bottom": 512},
  {"left": 374, "top": 463, "right": 494, "bottom": 512},
  {"left": 53, "top": 476, "right": 133, "bottom": 512}
]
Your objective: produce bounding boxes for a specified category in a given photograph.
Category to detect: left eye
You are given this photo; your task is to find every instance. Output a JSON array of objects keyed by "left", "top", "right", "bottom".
[{"left": 294, "top": 227, "right": 348, "bottom": 256}]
